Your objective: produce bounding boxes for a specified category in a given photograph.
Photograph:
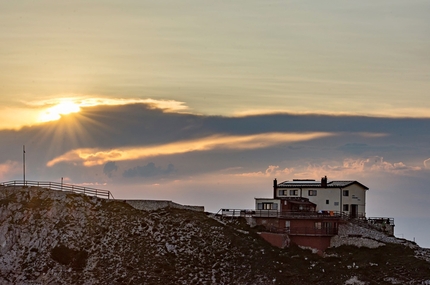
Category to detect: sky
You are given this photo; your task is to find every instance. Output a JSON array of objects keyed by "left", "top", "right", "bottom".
[{"left": 1, "top": 1, "right": 429, "bottom": 247}]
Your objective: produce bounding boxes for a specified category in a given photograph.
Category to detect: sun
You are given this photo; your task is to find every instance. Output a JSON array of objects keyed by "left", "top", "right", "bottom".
[{"left": 38, "top": 100, "right": 81, "bottom": 123}]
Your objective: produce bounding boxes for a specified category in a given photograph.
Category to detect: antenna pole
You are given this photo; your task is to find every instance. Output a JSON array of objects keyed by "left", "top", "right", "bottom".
[{"left": 23, "top": 145, "right": 26, "bottom": 185}]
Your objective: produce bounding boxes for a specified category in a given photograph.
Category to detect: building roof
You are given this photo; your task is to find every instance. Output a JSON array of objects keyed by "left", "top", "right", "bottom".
[
  {"left": 255, "top": 198, "right": 279, "bottom": 200},
  {"left": 277, "top": 180, "right": 369, "bottom": 190}
]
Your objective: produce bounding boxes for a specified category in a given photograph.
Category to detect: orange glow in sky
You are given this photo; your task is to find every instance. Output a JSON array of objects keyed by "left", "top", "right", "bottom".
[
  {"left": 38, "top": 100, "right": 81, "bottom": 123},
  {"left": 46, "top": 132, "right": 334, "bottom": 167}
]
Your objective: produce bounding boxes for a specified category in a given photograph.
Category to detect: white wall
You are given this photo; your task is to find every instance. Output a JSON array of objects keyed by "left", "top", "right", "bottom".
[{"left": 277, "top": 184, "right": 367, "bottom": 216}]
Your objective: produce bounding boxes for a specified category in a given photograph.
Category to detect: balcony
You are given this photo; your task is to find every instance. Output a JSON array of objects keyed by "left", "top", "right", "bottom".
[
  {"left": 217, "top": 209, "right": 349, "bottom": 220},
  {"left": 268, "top": 226, "right": 338, "bottom": 236}
]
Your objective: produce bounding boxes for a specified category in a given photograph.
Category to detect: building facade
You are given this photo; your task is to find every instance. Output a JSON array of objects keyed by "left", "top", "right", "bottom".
[
  {"left": 272, "top": 176, "right": 368, "bottom": 218},
  {"left": 250, "top": 177, "right": 369, "bottom": 251}
]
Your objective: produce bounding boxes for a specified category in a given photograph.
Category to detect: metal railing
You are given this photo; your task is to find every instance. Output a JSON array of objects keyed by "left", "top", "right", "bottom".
[
  {"left": 0, "top": 180, "right": 114, "bottom": 200},
  {"left": 217, "top": 208, "right": 349, "bottom": 220},
  {"left": 349, "top": 216, "right": 395, "bottom": 235},
  {"left": 255, "top": 210, "right": 348, "bottom": 220},
  {"left": 217, "top": 209, "right": 255, "bottom": 217},
  {"left": 268, "top": 226, "right": 338, "bottom": 236},
  {"left": 367, "top": 217, "right": 395, "bottom": 226}
]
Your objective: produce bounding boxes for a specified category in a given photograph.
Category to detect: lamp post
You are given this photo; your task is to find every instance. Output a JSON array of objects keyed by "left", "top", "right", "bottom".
[{"left": 23, "top": 145, "right": 26, "bottom": 185}]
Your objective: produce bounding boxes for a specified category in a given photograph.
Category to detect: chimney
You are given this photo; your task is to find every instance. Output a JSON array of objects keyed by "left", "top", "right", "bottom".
[
  {"left": 321, "top": 176, "right": 327, "bottom": 188},
  {"left": 273, "top": 178, "right": 278, "bottom": 198}
]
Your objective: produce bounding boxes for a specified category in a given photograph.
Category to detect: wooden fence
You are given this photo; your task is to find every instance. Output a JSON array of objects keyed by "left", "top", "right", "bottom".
[{"left": 0, "top": 180, "right": 114, "bottom": 200}]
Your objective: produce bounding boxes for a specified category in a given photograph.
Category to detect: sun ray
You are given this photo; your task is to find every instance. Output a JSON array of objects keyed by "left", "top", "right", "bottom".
[
  {"left": 38, "top": 100, "right": 81, "bottom": 123},
  {"left": 31, "top": 97, "right": 189, "bottom": 125},
  {"left": 22, "top": 97, "right": 187, "bottom": 172},
  {"left": 29, "top": 105, "right": 119, "bottom": 166}
]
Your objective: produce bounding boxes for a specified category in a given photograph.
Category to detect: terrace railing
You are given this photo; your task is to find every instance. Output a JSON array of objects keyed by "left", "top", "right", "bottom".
[
  {"left": 367, "top": 217, "right": 395, "bottom": 226},
  {"left": 217, "top": 208, "right": 349, "bottom": 220},
  {"left": 268, "top": 226, "right": 338, "bottom": 236},
  {"left": 0, "top": 180, "right": 114, "bottom": 200}
]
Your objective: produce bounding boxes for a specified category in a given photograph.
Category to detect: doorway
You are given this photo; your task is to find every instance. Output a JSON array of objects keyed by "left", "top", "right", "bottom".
[{"left": 350, "top": 204, "right": 358, "bottom": 218}]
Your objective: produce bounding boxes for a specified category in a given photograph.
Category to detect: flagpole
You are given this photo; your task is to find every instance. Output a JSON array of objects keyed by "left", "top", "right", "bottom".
[{"left": 23, "top": 145, "right": 25, "bottom": 185}]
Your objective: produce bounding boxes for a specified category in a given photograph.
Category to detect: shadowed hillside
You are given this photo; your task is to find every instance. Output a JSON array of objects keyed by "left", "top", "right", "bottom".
[{"left": 0, "top": 186, "right": 429, "bottom": 284}]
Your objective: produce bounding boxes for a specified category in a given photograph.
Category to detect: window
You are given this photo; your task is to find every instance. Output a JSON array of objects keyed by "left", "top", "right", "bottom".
[
  {"left": 308, "top": 190, "right": 317, "bottom": 196},
  {"left": 323, "top": 222, "right": 332, "bottom": 229},
  {"left": 343, "top": 190, "right": 349, "bottom": 196},
  {"left": 289, "top": 190, "right": 298, "bottom": 196},
  {"left": 334, "top": 202, "right": 339, "bottom": 206},
  {"left": 279, "top": 190, "right": 288, "bottom": 196},
  {"left": 258, "top": 203, "right": 278, "bottom": 210},
  {"left": 264, "top": 203, "right": 271, "bottom": 210},
  {"left": 343, "top": 204, "right": 349, "bottom": 211},
  {"left": 315, "top": 222, "right": 322, "bottom": 229},
  {"left": 326, "top": 200, "right": 329, "bottom": 204}
]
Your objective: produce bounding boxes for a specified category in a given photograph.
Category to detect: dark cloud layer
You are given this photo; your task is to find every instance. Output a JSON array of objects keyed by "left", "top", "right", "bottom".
[
  {"left": 123, "top": 162, "right": 175, "bottom": 178},
  {"left": 0, "top": 102, "right": 429, "bottom": 182},
  {"left": 2, "top": 103, "right": 430, "bottom": 151},
  {"left": 103, "top": 161, "right": 118, "bottom": 178},
  {"left": 337, "top": 143, "right": 409, "bottom": 155}
]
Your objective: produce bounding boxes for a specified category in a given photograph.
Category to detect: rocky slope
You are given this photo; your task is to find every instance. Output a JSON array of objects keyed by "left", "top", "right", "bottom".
[{"left": 1, "top": 186, "right": 430, "bottom": 285}]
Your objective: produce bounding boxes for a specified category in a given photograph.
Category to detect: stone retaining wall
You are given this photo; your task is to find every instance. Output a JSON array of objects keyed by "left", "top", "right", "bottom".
[{"left": 330, "top": 223, "right": 417, "bottom": 249}]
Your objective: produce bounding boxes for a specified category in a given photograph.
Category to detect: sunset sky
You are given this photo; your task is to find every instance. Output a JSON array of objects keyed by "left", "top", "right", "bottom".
[{"left": 1, "top": 1, "right": 429, "bottom": 247}]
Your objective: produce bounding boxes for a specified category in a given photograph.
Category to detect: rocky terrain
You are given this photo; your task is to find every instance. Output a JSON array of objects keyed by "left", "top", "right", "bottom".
[{"left": 1, "top": 186, "right": 430, "bottom": 285}]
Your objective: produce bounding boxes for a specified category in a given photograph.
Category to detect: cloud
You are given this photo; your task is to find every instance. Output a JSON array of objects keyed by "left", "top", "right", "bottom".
[
  {"left": 27, "top": 97, "right": 189, "bottom": 113},
  {"left": 236, "top": 156, "right": 422, "bottom": 180},
  {"left": 338, "top": 143, "right": 404, "bottom": 155},
  {"left": 236, "top": 165, "right": 295, "bottom": 178},
  {"left": 0, "top": 97, "right": 190, "bottom": 130},
  {"left": 103, "top": 161, "right": 118, "bottom": 178},
  {"left": 342, "top": 156, "right": 421, "bottom": 173},
  {"left": 338, "top": 143, "right": 370, "bottom": 155},
  {"left": 46, "top": 132, "right": 333, "bottom": 167},
  {"left": 424, "top": 158, "right": 430, "bottom": 169},
  {"left": 297, "top": 156, "right": 421, "bottom": 178},
  {"left": 1, "top": 102, "right": 430, "bottom": 185},
  {"left": 0, "top": 161, "right": 21, "bottom": 180},
  {"left": 123, "top": 162, "right": 175, "bottom": 178},
  {"left": 295, "top": 156, "right": 421, "bottom": 178}
]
